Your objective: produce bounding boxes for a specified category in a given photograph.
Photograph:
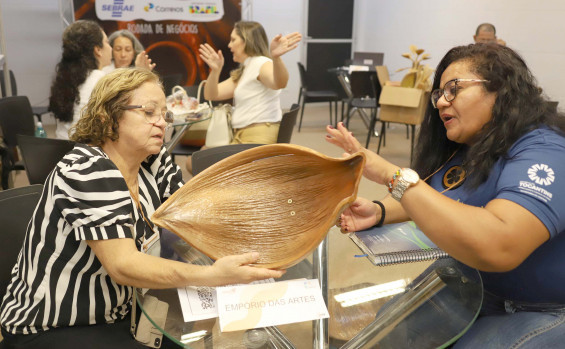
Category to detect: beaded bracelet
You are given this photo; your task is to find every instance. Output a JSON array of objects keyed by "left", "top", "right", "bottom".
[
  {"left": 372, "top": 200, "right": 386, "bottom": 227},
  {"left": 388, "top": 169, "right": 401, "bottom": 193}
]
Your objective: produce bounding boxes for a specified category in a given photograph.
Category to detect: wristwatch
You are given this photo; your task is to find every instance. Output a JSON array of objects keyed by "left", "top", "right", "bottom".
[{"left": 391, "top": 168, "right": 420, "bottom": 201}]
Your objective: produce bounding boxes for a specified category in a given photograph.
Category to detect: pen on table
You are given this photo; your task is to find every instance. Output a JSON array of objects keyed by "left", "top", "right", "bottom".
[{"left": 354, "top": 254, "right": 368, "bottom": 258}]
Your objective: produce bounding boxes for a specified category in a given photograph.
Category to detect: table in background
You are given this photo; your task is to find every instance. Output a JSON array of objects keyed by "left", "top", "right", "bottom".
[
  {"left": 165, "top": 110, "right": 212, "bottom": 152},
  {"left": 329, "top": 67, "right": 380, "bottom": 133}
]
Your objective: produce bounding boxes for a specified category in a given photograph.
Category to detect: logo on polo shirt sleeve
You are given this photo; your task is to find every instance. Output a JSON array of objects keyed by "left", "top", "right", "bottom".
[
  {"left": 519, "top": 163, "right": 555, "bottom": 203},
  {"left": 527, "top": 164, "right": 555, "bottom": 186}
]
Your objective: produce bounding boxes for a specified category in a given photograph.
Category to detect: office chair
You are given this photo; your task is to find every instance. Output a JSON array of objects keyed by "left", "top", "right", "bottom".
[
  {"left": 17, "top": 134, "right": 75, "bottom": 185},
  {"left": 1, "top": 69, "right": 49, "bottom": 121},
  {"left": 0, "top": 184, "right": 43, "bottom": 298},
  {"left": 277, "top": 104, "right": 300, "bottom": 143},
  {"left": 0, "top": 96, "right": 36, "bottom": 189},
  {"left": 338, "top": 71, "right": 380, "bottom": 147},
  {"left": 297, "top": 62, "right": 339, "bottom": 131}
]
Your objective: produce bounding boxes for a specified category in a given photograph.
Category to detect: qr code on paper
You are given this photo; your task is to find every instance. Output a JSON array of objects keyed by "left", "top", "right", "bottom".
[{"left": 196, "top": 286, "right": 214, "bottom": 310}]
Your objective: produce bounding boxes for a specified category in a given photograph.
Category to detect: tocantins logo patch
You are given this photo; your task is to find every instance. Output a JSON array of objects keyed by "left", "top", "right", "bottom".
[
  {"left": 528, "top": 164, "right": 555, "bottom": 186},
  {"left": 442, "top": 166, "right": 466, "bottom": 190}
]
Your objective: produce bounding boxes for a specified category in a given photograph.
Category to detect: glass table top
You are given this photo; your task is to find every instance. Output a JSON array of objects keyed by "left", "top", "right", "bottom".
[
  {"left": 134, "top": 229, "right": 483, "bottom": 348},
  {"left": 165, "top": 110, "right": 212, "bottom": 151}
]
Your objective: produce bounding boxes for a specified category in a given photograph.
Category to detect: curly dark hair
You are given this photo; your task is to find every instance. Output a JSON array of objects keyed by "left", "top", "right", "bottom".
[
  {"left": 48, "top": 20, "right": 103, "bottom": 123},
  {"left": 413, "top": 43, "right": 565, "bottom": 189}
]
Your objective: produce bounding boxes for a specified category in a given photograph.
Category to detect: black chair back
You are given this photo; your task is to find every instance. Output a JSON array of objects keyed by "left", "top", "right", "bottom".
[
  {"left": 191, "top": 144, "right": 263, "bottom": 176},
  {"left": 0, "top": 96, "right": 36, "bottom": 189},
  {"left": 0, "top": 69, "right": 18, "bottom": 97},
  {"left": 0, "top": 184, "right": 43, "bottom": 297},
  {"left": 297, "top": 62, "right": 308, "bottom": 89},
  {"left": 17, "top": 135, "right": 76, "bottom": 185},
  {"left": 0, "top": 96, "right": 35, "bottom": 148},
  {"left": 350, "top": 71, "right": 379, "bottom": 99},
  {"left": 277, "top": 104, "right": 300, "bottom": 143}
]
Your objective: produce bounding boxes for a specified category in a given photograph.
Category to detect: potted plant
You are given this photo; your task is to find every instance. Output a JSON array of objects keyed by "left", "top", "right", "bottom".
[{"left": 396, "top": 45, "right": 434, "bottom": 91}]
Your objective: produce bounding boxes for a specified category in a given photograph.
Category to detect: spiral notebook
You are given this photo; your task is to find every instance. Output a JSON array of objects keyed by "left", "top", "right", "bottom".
[{"left": 349, "top": 221, "right": 448, "bottom": 266}]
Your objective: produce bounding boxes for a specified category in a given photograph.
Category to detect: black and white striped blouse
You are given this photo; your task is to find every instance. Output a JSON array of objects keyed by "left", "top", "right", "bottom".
[{"left": 0, "top": 144, "right": 183, "bottom": 335}]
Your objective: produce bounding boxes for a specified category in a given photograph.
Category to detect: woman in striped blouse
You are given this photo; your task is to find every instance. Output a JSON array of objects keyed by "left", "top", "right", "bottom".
[{"left": 0, "top": 68, "right": 284, "bottom": 348}]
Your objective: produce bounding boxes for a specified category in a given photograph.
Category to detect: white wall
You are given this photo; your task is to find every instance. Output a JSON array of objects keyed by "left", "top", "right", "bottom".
[
  {"left": 2, "top": 0, "right": 564, "bottom": 115},
  {"left": 1, "top": 0, "right": 63, "bottom": 112},
  {"left": 354, "top": 0, "right": 565, "bottom": 107},
  {"left": 251, "top": 0, "right": 304, "bottom": 109}
]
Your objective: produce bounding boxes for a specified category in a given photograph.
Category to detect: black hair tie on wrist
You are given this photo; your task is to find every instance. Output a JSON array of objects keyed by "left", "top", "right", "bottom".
[{"left": 372, "top": 200, "right": 386, "bottom": 227}]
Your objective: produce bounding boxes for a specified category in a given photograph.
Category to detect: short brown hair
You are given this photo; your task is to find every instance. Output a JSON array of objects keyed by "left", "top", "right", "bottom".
[{"left": 70, "top": 67, "right": 162, "bottom": 147}]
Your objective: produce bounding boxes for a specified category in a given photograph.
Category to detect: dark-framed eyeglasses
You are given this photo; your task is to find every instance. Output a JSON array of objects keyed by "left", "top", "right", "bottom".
[
  {"left": 122, "top": 104, "right": 174, "bottom": 124},
  {"left": 431, "top": 79, "right": 489, "bottom": 109}
]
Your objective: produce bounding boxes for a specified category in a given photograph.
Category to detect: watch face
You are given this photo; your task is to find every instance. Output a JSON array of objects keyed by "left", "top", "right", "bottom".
[{"left": 402, "top": 169, "right": 420, "bottom": 184}]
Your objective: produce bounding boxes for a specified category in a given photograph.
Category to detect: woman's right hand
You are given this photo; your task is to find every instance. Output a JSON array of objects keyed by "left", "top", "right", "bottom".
[
  {"left": 338, "top": 197, "right": 378, "bottom": 233},
  {"left": 199, "top": 43, "right": 224, "bottom": 72},
  {"left": 209, "top": 252, "right": 286, "bottom": 286},
  {"left": 325, "top": 122, "right": 398, "bottom": 185},
  {"left": 135, "top": 51, "right": 156, "bottom": 70}
]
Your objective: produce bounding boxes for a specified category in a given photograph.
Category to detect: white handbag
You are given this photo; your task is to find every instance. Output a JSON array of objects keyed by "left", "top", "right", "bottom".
[{"left": 205, "top": 103, "right": 233, "bottom": 148}]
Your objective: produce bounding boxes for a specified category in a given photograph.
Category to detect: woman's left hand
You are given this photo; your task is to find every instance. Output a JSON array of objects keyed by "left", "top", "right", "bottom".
[
  {"left": 270, "top": 32, "right": 302, "bottom": 59},
  {"left": 325, "top": 122, "right": 398, "bottom": 185},
  {"left": 338, "top": 197, "right": 378, "bottom": 233},
  {"left": 135, "top": 51, "right": 156, "bottom": 70}
]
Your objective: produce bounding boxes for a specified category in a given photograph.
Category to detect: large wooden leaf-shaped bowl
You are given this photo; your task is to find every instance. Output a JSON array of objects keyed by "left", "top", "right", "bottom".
[{"left": 152, "top": 144, "right": 365, "bottom": 269}]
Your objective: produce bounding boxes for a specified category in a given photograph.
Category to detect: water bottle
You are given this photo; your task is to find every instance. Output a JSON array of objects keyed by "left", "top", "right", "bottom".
[{"left": 35, "top": 121, "right": 47, "bottom": 138}]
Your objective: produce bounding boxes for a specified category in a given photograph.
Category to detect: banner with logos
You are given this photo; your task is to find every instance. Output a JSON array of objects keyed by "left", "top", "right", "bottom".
[{"left": 73, "top": 0, "right": 241, "bottom": 90}]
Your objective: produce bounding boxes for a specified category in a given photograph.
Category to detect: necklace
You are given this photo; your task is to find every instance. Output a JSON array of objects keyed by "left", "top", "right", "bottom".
[{"left": 423, "top": 147, "right": 465, "bottom": 194}]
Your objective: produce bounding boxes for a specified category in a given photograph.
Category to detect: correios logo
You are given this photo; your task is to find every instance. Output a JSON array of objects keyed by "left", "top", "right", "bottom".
[
  {"left": 527, "top": 164, "right": 555, "bottom": 186},
  {"left": 144, "top": 2, "right": 183, "bottom": 12}
]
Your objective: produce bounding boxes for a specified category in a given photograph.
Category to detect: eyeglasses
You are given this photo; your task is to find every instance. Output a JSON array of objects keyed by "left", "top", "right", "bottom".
[
  {"left": 431, "top": 79, "right": 489, "bottom": 109},
  {"left": 122, "top": 104, "right": 175, "bottom": 124}
]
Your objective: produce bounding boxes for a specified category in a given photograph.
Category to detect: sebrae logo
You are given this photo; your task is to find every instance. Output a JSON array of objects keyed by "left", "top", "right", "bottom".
[
  {"left": 144, "top": 3, "right": 154, "bottom": 11},
  {"left": 527, "top": 164, "right": 555, "bottom": 186}
]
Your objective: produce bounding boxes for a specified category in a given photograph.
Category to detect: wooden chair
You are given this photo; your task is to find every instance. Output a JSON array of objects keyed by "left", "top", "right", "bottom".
[
  {"left": 0, "top": 96, "right": 36, "bottom": 189},
  {"left": 17, "top": 134, "right": 75, "bottom": 185},
  {"left": 377, "top": 86, "right": 430, "bottom": 163},
  {"left": 277, "top": 104, "right": 300, "bottom": 143},
  {"left": 297, "top": 62, "right": 339, "bottom": 131},
  {"left": 0, "top": 184, "right": 43, "bottom": 298}
]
